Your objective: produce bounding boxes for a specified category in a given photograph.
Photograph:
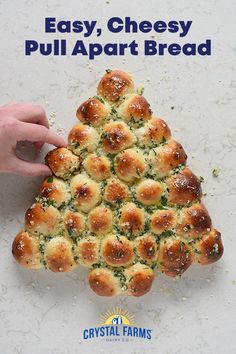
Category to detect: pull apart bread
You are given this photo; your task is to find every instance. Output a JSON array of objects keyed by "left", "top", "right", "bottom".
[{"left": 12, "top": 70, "right": 224, "bottom": 297}]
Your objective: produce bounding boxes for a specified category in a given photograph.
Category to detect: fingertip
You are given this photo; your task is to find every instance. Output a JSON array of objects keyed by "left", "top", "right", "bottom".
[
  {"left": 61, "top": 140, "right": 67, "bottom": 147},
  {"left": 51, "top": 134, "right": 67, "bottom": 148},
  {"left": 34, "top": 141, "right": 44, "bottom": 151},
  {"left": 13, "top": 159, "right": 53, "bottom": 177},
  {"left": 56, "top": 134, "right": 67, "bottom": 146},
  {"left": 38, "top": 165, "right": 53, "bottom": 176}
]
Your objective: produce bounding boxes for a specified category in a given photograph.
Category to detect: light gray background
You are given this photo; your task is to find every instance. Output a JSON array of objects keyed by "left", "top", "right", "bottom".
[{"left": 0, "top": 1, "right": 235, "bottom": 353}]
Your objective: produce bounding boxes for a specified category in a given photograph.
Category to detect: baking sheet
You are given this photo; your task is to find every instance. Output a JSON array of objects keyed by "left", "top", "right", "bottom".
[{"left": 0, "top": 1, "right": 235, "bottom": 353}]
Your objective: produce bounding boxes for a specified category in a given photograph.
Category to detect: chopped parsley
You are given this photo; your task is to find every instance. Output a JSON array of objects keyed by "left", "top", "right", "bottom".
[
  {"left": 111, "top": 107, "right": 117, "bottom": 115},
  {"left": 179, "top": 241, "right": 186, "bottom": 252},
  {"left": 160, "top": 136, "right": 167, "bottom": 145},
  {"left": 100, "top": 180, "right": 107, "bottom": 189},
  {"left": 212, "top": 168, "right": 220, "bottom": 177},
  {"left": 47, "top": 176, "right": 53, "bottom": 183},
  {"left": 71, "top": 141, "right": 80, "bottom": 149},
  {"left": 145, "top": 205, "right": 157, "bottom": 213},
  {"left": 185, "top": 249, "right": 191, "bottom": 258},
  {"left": 114, "top": 270, "right": 127, "bottom": 289},
  {"left": 36, "top": 196, "right": 56, "bottom": 209},
  {"left": 115, "top": 234, "right": 121, "bottom": 242},
  {"left": 94, "top": 95, "right": 105, "bottom": 104},
  {"left": 137, "top": 84, "right": 145, "bottom": 95},
  {"left": 209, "top": 243, "right": 219, "bottom": 255},
  {"left": 74, "top": 255, "right": 79, "bottom": 262},
  {"left": 144, "top": 219, "right": 150, "bottom": 233},
  {"left": 101, "top": 132, "right": 109, "bottom": 141},
  {"left": 58, "top": 202, "right": 66, "bottom": 211},
  {"left": 92, "top": 263, "right": 101, "bottom": 269},
  {"left": 188, "top": 239, "right": 195, "bottom": 245},
  {"left": 156, "top": 205, "right": 168, "bottom": 210},
  {"left": 39, "top": 243, "right": 45, "bottom": 254},
  {"left": 160, "top": 230, "right": 175, "bottom": 238},
  {"left": 199, "top": 176, "right": 204, "bottom": 182},
  {"left": 173, "top": 164, "right": 185, "bottom": 175},
  {"left": 160, "top": 195, "right": 168, "bottom": 206}
]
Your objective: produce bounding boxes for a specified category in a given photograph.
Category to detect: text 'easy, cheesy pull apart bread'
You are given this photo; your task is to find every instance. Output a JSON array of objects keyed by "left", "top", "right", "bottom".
[{"left": 12, "top": 70, "right": 223, "bottom": 297}]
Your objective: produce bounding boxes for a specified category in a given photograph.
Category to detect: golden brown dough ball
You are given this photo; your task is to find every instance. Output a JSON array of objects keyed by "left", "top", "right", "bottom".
[
  {"left": 88, "top": 206, "right": 113, "bottom": 235},
  {"left": 97, "top": 70, "right": 134, "bottom": 104},
  {"left": 83, "top": 154, "right": 110, "bottom": 181},
  {"left": 45, "top": 147, "right": 80, "bottom": 179},
  {"left": 12, "top": 230, "right": 42, "bottom": 269},
  {"left": 137, "top": 117, "right": 171, "bottom": 146},
  {"left": 101, "top": 121, "right": 136, "bottom": 154},
  {"left": 68, "top": 123, "right": 98, "bottom": 154},
  {"left": 70, "top": 174, "right": 101, "bottom": 213},
  {"left": 88, "top": 268, "right": 122, "bottom": 296},
  {"left": 115, "top": 148, "right": 146, "bottom": 182},
  {"left": 135, "top": 234, "right": 158, "bottom": 262},
  {"left": 103, "top": 178, "right": 129, "bottom": 204},
  {"left": 149, "top": 139, "right": 187, "bottom": 178},
  {"left": 150, "top": 209, "right": 176, "bottom": 234},
  {"left": 25, "top": 202, "right": 61, "bottom": 235},
  {"left": 63, "top": 210, "right": 85, "bottom": 237},
  {"left": 124, "top": 263, "right": 154, "bottom": 297},
  {"left": 136, "top": 179, "right": 163, "bottom": 205},
  {"left": 159, "top": 238, "right": 193, "bottom": 277},
  {"left": 76, "top": 97, "right": 110, "bottom": 126},
  {"left": 176, "top": 203, "right": 212, "bottom": 238},
  {"left": 39, "top": 177, "right": 70, "bottom": 208},
  {"left": 117, "top": 93, "right": 152, "bottom": 122},
  {"left": 167, "top": 168, "right": 202, "bottom": 206},
  {"left": 101, "top": 235, "right": 134, "bottom": 267},
  {"left": 75, "top": 237, "right": 99, "bottom": 266},
  {"left": 194, "top": 229, "right": 224, "bottom": 265},
  {"left": 119, "top": 202, "right": 144, "bottom": 235},
  {"left": 45, "top": 237, "right": 75, "bottom": 272}
]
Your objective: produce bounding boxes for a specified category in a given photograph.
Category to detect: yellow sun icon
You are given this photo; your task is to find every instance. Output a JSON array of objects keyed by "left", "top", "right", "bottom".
[{"left": 100, "top": 307, "right": 135, "bottom": 326}]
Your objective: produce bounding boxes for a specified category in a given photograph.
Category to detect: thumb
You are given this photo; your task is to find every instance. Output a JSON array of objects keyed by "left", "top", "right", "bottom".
[{"left": 9, "top": 157, "right": 52, "bottom": 177}]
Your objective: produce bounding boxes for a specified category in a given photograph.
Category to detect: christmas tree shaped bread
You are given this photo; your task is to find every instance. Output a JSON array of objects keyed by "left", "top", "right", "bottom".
[{"left": 12, "top": 70, "right": 224, "bottom": 297}]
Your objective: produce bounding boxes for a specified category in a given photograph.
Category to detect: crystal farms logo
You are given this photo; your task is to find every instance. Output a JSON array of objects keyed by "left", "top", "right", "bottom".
[{"left": 83, "top": 307, "right": 152, "bottom": 342}]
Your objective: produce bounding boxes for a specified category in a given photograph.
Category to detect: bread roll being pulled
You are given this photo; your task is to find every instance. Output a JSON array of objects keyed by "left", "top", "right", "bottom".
[{"left": 12, "top": 70, "right": 223, "bottom": 297}]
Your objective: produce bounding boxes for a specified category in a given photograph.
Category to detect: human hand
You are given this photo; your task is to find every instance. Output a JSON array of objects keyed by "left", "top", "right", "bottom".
[{"left": 0, "top": 103, "right": 66, "bottom": 176}]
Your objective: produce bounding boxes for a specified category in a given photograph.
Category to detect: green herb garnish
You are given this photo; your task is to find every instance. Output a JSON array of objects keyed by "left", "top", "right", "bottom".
[
  {"left": 160, "top": 136, "right": 167, "bottom": 145},
  {"left": 47, "top": 176, "right": 53, "bottom": 183},
  {"left": 160, "top": 195, "right": 168, "bottom": 206},
  {"left": 179, "top": 241, "right": 185, "bottom": 252},
  {"left": 199, "top": 176, "right": 204, "bottom": 182},
  {"left": 94, "top": 95, "right": 105, "bottom": 104},
  {"left": 160, "top": 230, "right": 175, "bottom": 238},
  {"left": 111, "top": 107, "right": 117, "bottom": 115}
]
